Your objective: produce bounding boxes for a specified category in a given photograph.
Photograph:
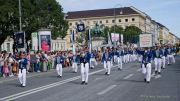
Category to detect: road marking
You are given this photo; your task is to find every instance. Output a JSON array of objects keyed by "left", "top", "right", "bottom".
[
  {"left": 0, "top": 64, "right": 119, "bottom": 84},
  {"left": 0, "top": 71, "right": 55, "bottom": 84},
  {"left": 136, "top": 68, "right": 141, "bottom": 72},
  {"left": 95, "top": 77, "right": 103, "bottom": 81},
  {"left": 155, "top": 75, "right": 161, "bottom": 79},
  {"left": 97, "top": 85, "right": 117, "bottom": 95},
  {"left": 0, "top": 67, "right": 111, "bottom": 101},
  {"left": 123, "top": 74, "right": 134, "bottom": 79},
  {"left": 151, "top": 73, "right": 156, "bottom": 77}
]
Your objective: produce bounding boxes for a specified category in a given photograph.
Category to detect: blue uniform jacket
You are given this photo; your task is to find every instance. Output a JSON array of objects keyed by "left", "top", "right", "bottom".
[
  {"left": 72, "top": 55, "right": 79, "bottom": 63},
  {"left": 80, "top": 52, "right": 91, "bottom": 63},
  {"left": 102, "top": 52, "right": 113, "bottom": 62},
  {"left": 19, "top": 58, "right": 28, "bottom": 69},
  {"left": 141, "top": 50, "right": 153, "bottom": 64},
  {"left": 152, "top": 49, "right": 163, "bottom": 58},
  {"left": 55, "top": 55, "right": 64, "bottom": 64}
]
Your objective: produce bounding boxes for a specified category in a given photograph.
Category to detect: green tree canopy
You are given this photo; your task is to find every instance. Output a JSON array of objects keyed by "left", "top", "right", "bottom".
[
  {"left": 124, "top": 26, "right": 142, "bottom": 43},
  {"left": 0, "top": 0, "right": 68, "bottom": 46}
]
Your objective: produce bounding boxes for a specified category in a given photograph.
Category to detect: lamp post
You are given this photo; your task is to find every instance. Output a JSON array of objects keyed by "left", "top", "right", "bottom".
[
  {"left": 113, "top": 4, "right": 123, "bottom": 33},
  {"left": 19, "top": 0, "right": 22, "bottom": 32},
  {"left": 113, "top": 4, "right": 123, "bottom": 47}
]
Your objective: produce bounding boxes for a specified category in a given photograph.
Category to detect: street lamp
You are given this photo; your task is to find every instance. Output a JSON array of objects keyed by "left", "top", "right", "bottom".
[
  {"left": 114, "top": 4, "right": 123, "bottom": 33},
  {"left": 19, "top": 0, "right": 22, "bottom": 32},
  {"left": 113, "top": 4, "right": 123, "bottom": 47}
]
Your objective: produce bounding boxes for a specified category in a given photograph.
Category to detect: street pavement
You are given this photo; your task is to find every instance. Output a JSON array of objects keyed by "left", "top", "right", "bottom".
[{"left": 0, "top": 56, "right": 180, "bottom": 101}]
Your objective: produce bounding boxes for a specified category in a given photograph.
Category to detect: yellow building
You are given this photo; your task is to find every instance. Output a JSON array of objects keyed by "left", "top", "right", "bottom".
[{"left": 65, "top": 6, "right": 169, "bottom": 49}]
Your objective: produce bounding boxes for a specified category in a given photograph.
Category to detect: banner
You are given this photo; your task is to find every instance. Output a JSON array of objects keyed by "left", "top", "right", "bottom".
[
  {"left": 15, "top": 32, "right": 25, "bottom": 48},
  {"left": 31, "top": 32, "right": 38, "bottom": 51},
  {"left": 139, "top": 34, "right": 152, "bottom": 47},
  {"left": 120, "top": 34, "right": 123, "bottom": 44},
  {"left": 77, "top": 24, "right": 85, "bottom": 32},
  {"left": 40, "top": 35, "right": 51, "bottom": 51},
  {"left": 111, "top": 33, "right": 119, "bottom": 42}
]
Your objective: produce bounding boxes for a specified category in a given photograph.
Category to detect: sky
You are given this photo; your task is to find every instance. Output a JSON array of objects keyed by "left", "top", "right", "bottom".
[{"left": 57, "top": 0, "right": 180, "bottom": 38}]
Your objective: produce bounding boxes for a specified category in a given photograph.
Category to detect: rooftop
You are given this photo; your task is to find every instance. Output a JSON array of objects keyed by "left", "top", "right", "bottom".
[{"left": 66, "top": 7, "right": 139, "bottom": 19}]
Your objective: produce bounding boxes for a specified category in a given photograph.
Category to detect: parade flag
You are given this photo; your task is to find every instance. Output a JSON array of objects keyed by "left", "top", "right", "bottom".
[
  {"left": 15, "top": 32, "right": 25, "bottom": 48},
  {"left": 71, "top": 30, "right": 75, "bottom": 43},
  {"left": 139, "top": 34, "right": 152, "bottom": 47},
  {"left": 77, "top": 24, "right": 85, "bottom": 32}
]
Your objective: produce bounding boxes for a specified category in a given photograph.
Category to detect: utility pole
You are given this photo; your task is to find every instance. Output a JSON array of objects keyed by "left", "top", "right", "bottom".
[{"left": 19, "top": 0, "right": 22, "bottom": 32}]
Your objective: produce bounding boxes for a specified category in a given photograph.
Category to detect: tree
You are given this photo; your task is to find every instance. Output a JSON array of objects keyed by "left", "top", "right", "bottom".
[
  {"left": 0, "top": 0, "right": 19, "bottom": 45},
  {"left": 124, "top": 26, "right": 142, "bottom": 43},
  {"left": 0, "top": 0, "right": 68, "bottom": 47}
]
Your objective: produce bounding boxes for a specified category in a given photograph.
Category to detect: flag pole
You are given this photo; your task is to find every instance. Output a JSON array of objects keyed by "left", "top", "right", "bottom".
[{"left": 72, "top": 30, "right": 76, "bottom": 55}]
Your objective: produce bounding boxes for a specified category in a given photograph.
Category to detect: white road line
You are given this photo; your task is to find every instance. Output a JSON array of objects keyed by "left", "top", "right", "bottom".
[
  {"left": 123, "top": 74, "right": 134, "bottom": 80},
  {"left": 97, "top": 85, "right": 117, "bottom": 95},
  {"left": 136, "top": 68, "right": 141, "bottom": 72},
  {"left": 0, "top": 64, "right": 118, "bottom": 84},
  {"left": 0, "top": 71, "right": 55, "bottom": 84},
  {"left": 155, "top": 75, "right": 161, "bottom": 79},
  {"left": 0, "top": 68, "right": 108, "bottom": 101}
]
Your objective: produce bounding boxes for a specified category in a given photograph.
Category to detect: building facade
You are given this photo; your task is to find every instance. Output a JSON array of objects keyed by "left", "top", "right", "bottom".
[{"left": 65, "top": 6, "right": 154, "bottom": 49}]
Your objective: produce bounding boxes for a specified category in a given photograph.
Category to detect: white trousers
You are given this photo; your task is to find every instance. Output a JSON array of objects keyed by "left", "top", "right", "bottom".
[
  {"left": 114, "top": 56, "right": 118, "bottom": 63},
  {"left": 124, "top": 55, "right": 128, "bottom": 63},
  {"left": 56, "top": 64, "right": 62, "bottom": 76},
  {"left": 81, "top": 63, "right": 89, "bottom": 83},
  {"left": 167, "top": 54, "right": 175, "bottom": 64},
  {"left": 138, "top": 55, "right": 143, "bottom": 62},
  {"left": 154, "top": 58, "right": 162, "bottom": 73},
  {"left": 72, "top": 62, "right": 78, "bottom": 72},
  {"left": 142, "top": 63, "right": 152, "bottom": 82},
  {"left": 90, "top": 58, "right": 97, "bottom": 68},
  {"left": 104, "top": 61, "right": 111, "bottom": 74},
  {"left": 18, "top": 69, "right": 26, "bottom": 86},
  {"left": 117, "top": 57, "right": 122, "bottom": 69},
  {"left": 161, "top": 56, "right": 166, "bottom": 68}
]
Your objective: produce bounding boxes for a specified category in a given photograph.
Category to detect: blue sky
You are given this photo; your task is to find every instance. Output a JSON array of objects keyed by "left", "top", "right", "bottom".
[{"left": 57, "top": 0, "right": 180, "bottom": 38}]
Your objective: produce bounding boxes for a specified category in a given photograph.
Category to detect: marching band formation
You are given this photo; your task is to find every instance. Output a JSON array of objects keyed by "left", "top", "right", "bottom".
[{"left": 0, "top": 44, "right": 178, "bottom": 87}]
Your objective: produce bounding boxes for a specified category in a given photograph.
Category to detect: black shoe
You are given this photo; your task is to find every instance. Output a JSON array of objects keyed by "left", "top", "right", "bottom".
[
  {"left": 144, "top": 79, "right": 146, "bottom": 82},
  {"left": 57, "top": 75, "right": 62, "bottom": 78},
  {"left": 20, "top": 84, "right": 23, "bottom": 87},
  {"left": 105, "top": 72, "right": 108, "bottom": 75},
  {"left": 85, "top": 82, "right": 88, "bottom": 85},
  {"left": 118, "top": 68, "right": 122, "bottom": 71},
  {"left": 147, "top": 81, "right": 150, "bottom": 83},
  {"left": 155, "top": 71, "right": 158, "bottom": 74},
  {"left": 81, "top": 81, "right": 85, "bottom": 85},
  {"left": 158, "top": 72, "right": 161, "bottom": 74}
]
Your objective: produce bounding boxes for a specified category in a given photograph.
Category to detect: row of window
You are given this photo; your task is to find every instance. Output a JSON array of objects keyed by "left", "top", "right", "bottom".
[{"left": 69, "top": 18, "right": 136, "bottom": 26}]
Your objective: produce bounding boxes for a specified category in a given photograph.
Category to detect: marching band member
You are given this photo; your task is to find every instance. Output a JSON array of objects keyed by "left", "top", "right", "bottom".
[
  {"left": 141, "top": 47, "right": 153, "bottom": 83},
  {"left": 80, "top": 48, "right": 91, "bottom": 85},
  {"left": 117, "top": 47, "right": 123, "bottom": 70},
  {"left": 102, "top": 48, "right": 112, "bottom": 75},
  {"left": 153, "top": 45, "right": 163, "bottom": 74},
  {"left": 72, "top": 53, "right": 78, "bottom": 73},
  {"left": 55, "top": 52, "right": 64, "bottom": 78},
  {"left": 18, "top": 53, "right": 28, "bottom": 87},
  {"left": 161, "top": 45, "right": 167, "bottom": 69},
  {"left": 90, "top": 51, "right": 96, "bottom": 69}
]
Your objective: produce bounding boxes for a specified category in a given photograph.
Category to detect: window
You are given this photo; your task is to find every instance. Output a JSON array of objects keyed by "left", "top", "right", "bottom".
[
  {"left": 6, "top": 43, "right": 10, "bottom": 52},
  {"left": 125, "top": 19, "right": 128, "bottom": 22},
  {"left": 112, "top": 20, "right": 115, "bottom": 23},
  {"left": 106, "top": 20, "right": 109, "bottom": 23},
  {"left": 70, "top": 30, "right": 72, "bottom": 34},
  {"left": 132, "top": 18, "right": 135, "bottom": 21},
  {"left": 119, "top": 19, "right": 121, "bottom": 22},
  {"left": 99, "top": 21, "right": 102, "bottom": 24},
  {"left": 93, "top": 21, "right": 97, "bottom": 24},
  {"left": 69, "top": 23, "right": 72, "bottom": 26}
]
